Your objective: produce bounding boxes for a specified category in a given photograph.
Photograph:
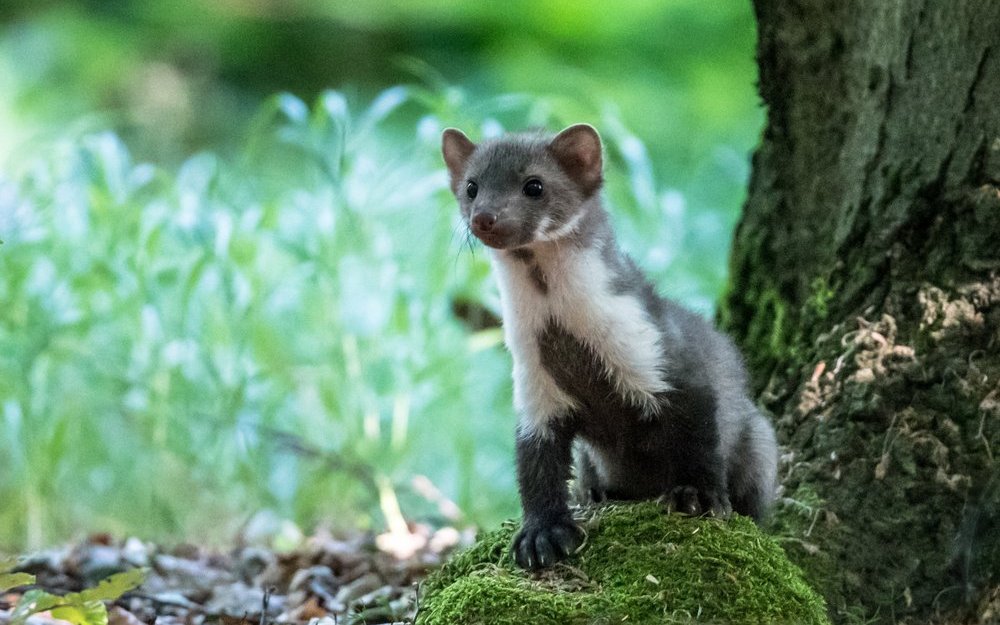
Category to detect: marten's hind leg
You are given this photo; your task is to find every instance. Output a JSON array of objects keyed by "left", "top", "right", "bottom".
[
  {"left": 727, "top": 404, "right": 778, "bottom": 521},
  {"left": 572, "top": 443, "right": 607, "bottom": 504}
]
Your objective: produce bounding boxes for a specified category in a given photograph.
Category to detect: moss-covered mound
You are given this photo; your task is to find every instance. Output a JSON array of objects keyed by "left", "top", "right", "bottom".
[{"left": 416, "top": 502, "right": 829, "bottom": 625}]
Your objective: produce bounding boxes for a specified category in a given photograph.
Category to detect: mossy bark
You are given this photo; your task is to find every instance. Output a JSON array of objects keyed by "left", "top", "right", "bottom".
[{"left": 721, "top": 1, "right": 1000, "bottom": 623}]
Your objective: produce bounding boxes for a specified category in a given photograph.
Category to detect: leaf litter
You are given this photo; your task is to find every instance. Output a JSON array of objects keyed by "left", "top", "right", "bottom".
[{"left": 1, "top": 522, "right": 472, "bottom": 625}]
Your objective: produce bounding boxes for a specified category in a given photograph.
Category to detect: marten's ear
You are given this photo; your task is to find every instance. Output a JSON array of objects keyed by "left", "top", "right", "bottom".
[
  {"left": 441, "top": 128, "right": 477, "bottom": 195},
  {"left": 549, "top": 124, "right": 603, "bottom": 196}
]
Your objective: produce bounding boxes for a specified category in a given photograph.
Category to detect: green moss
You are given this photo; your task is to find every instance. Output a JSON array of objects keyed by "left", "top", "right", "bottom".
[
  {"left": 765, "top": 486, "right": 840, "bottom": 603},
  {"left": 737, "top": 285, "right": 799, "bottom": 387},
  {"left": 806, "top": 276, "right": 836, "bottom": 321},
  {"left": 417, "top": 502, "right": 829, "bottom": 625}
]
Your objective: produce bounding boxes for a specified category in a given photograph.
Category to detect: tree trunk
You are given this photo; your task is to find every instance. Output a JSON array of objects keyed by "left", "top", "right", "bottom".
[{"left": 722, "top": 1, "right": 1000, "bottom": 622}]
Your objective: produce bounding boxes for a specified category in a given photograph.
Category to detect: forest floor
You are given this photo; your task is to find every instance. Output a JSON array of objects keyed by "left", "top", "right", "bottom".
[{"left": 0, "top": 522, "right": 472, "bottom": 625}]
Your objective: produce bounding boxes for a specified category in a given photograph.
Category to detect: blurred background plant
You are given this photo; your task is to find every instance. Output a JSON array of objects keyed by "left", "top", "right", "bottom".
[{"left": 0, "top": 0, "right": 761, "bottom": 551}]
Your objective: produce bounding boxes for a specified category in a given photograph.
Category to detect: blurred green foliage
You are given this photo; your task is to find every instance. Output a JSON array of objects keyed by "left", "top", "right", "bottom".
[
  {"left": 0, "top": 1, "right": 761, "bottom": 549},
  {"left": 0, "top": 0, "right": 758, "bottom": 182}
]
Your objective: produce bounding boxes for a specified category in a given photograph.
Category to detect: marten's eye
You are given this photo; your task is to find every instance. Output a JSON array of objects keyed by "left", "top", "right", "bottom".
[
  {"left": 523, "top": 179, "right": 543, "bottom": 198},
  {"left": 466, "top": 181, "right": 478, "bottom": 199}
]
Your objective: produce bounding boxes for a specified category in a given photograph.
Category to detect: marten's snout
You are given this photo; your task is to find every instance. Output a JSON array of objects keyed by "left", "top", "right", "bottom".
[
  {"left": 469, "top": 210, "right": 519, "bottom": 249},
  {"left": 471, "top": 211, "right": 497, "bottom": 234}
]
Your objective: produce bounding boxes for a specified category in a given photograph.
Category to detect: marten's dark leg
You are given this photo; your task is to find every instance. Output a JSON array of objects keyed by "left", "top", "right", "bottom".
[
  {"left": 512, "top": 420, "right": 585, "bottom": 569},
  {"left": 661, "top": 385, "right": 731, "bottom": 517}
]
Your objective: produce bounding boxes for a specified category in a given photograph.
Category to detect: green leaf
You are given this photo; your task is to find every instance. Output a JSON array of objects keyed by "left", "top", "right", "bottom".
[
  {"left": 72, "top": 569, "right": 146, "bottom": 602},
  {"left": 0, "top": 572, "right": 36, "bottom": 592},
  {"left": 51, "top": 602, "right": 109, "bottom": 625},
  {"left": 10, "top": 589, "right": 63, "bottom": 625},
  {"left": 1, "top": 556, "right": 35, "bottom": 597},
  {"left": 8, "top": 569, "right": 146, "bottom": 625}
]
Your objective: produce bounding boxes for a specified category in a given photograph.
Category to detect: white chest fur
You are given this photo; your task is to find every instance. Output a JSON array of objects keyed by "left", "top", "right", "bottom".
[{"left": 491, "top": 243, "right": 671, "bottom": 435}]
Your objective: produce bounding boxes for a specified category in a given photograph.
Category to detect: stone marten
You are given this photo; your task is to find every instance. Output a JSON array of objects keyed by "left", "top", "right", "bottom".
[{"left": 442, "top": 124, "right": 778, "bottom": 570}]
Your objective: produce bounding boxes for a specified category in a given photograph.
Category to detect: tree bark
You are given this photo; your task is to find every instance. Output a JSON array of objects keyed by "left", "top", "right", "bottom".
[{"left": 723, "top": 1, "right": 1000, "bottom": 623}]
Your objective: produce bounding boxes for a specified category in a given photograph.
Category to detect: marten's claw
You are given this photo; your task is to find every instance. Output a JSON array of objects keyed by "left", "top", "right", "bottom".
[
  {"left": 660, "top": 486, "right": 732, "bottom": 518},
  {"left": 512, "top": 518, "right": 584, "bottom": 570}
]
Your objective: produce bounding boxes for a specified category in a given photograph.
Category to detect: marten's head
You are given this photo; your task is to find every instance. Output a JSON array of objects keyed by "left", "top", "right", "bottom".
[{"left": 441, "top": 124, "right": 604, "bottom": 250}]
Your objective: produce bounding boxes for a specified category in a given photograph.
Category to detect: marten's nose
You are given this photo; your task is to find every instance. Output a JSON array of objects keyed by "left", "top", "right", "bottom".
[{"left": 472, "top": 212, "right": 497, "bottom": 233}]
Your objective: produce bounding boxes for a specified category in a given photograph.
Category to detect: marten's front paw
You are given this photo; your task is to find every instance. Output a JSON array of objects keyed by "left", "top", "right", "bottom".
[
  {"left": 512, "top": 518, "right": 584, "bottom": 570},
  {"left": 660, "top": 486, "right": 732, "bottom": 518}
]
